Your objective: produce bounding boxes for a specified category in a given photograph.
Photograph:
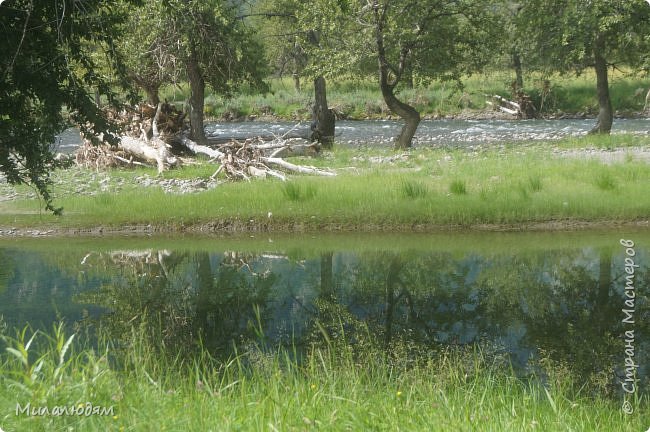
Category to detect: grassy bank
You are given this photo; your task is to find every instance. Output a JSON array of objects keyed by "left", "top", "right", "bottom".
[
  {"left": 0, "top": 323, "right": 647, "bottom": 431},
  {"left": 159, "top": 71, "right": 650, "bottom": 121},
  {"left": 1, "top": 135, "right": 649, "bottom": 232}
]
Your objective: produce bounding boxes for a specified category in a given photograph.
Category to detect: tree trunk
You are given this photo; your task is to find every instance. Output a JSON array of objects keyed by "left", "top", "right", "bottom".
[
  {"left": 597, "top": 248, "right": 611, "bottom": 317},
  {"left": 590, "top": 35, "right": 613, "bottom": 134},
  {"left": 292, "top": 72, "right": 300, "bottom": 92},
  {"left": 94, "top": 88, "right": 101, "bottom": 108},
  {"left": 128, "top": 73, "right": 161, "bottom": 106},
  {"left": 512, "top": 51, "right": 523, "bottom": 91},
  {"left": 374, "top": 5, "right": 420, "bottom": 149},
  {"left": 187, "top": 45, "right": 207, "bottom": 145},
  {"left": 381, "top": 82, "right": 420, "bottom": 149},
  {"left": 145, "top": 85, "right": 160, "bottom": 107},
  {"left": 320, "top": 252, "right": 334, "bottom": 299},
  {"left": 310, "top": 76, "right": 335, "bottom": 149}
]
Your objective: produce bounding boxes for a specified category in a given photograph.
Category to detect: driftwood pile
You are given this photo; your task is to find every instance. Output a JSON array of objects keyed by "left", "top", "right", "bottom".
[
  {"left": 486, "top": 92, "right": 536, "bottom": 119},
  {"left": 75, "top": 102, "right": 335, "bottom": 180},
  {"left": 76, "top": 102, "right": 181, "bottom": 173}
]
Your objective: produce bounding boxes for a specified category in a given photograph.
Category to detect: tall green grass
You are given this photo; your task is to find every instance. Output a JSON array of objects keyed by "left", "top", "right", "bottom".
[
  {"left": 1, "top": 136, "right": 648, "bottom": 231},
  {"left": 1, "top": 322, "right": 647, "bottom": 431}
]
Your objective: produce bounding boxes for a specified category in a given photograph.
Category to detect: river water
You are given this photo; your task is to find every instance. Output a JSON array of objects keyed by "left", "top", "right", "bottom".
[
  {"left": 55, "top": 118, "right": 650, "bottom": 153},
  {"left": 1, "top": 231, "right": 648, "bottom": 394}
]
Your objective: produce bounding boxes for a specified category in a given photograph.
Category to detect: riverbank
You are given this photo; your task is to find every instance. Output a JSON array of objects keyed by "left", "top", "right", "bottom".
[
  {"left": 205, "top": 107, "right": 649, "bottom": 124},
  {"left": 1, "top": 135, "right": 649, "bottom": 236},
  {"left": 165, "top": 72, "right": 650, "bottom": 122}
]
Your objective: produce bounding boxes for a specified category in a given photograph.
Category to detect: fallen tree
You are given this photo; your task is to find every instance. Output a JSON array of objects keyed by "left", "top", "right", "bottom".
[{"left": 75, "top": 102, "right": 336, "bottom": 180}]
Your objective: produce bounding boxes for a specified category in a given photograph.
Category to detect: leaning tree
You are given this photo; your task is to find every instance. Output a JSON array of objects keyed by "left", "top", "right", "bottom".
[{"left": 299, "top": 0, "right": 499, "bottom": 149}]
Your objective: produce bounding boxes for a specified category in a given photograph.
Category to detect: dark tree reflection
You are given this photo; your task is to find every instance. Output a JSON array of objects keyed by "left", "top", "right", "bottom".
[{"left": 61, "top": 243, "right": 649, "bottom": 395}]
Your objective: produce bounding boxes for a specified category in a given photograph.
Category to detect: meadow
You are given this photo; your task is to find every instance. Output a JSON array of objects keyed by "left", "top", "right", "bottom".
[{"left": 1, "top": 134, "right": 648, "bottom": 232}]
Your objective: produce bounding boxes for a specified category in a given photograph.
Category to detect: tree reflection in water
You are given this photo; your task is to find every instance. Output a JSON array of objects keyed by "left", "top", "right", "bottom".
[{"left": 66, "top": 245, "right": 648, "bottom": 396}]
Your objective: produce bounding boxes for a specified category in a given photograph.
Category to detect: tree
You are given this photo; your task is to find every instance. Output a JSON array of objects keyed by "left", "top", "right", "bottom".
[
  {"left": 253, "top": 0, "right": 308, "bottom": 91},
  {"left": 518, "top": 0, "right": 650, "bottom": 134},
  {"left": 116, "top": 1, "right": 182, "bottom": 106},
  {"left": 0, "top": 0, "right": 137, "bottom": 213},
  {"left": 300, "top": 0, "right": 499, "bottom": 148},
  {"left": 156, "top": 0, "right": 268, "bottom": 145},
  {"left": 250, "top": 0, "right": 336, "bottom": 148}
]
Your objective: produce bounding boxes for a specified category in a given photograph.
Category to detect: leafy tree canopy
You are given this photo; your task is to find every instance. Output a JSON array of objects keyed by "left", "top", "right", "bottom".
[
  {"left": 1, "top": 0, "right": 139, "bottom": 213},
  {"left": 518, "top": 0, "right": 650, "bottom": 73}
]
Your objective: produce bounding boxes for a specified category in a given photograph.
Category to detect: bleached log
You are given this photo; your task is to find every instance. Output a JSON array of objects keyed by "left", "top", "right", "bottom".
[
  {"left": 119, "top": 136, "right": 177, "bottom": 174},
  {"left": 210, "top": 165, "right": 224, "bottom": 180},
  {"left": 179, "top": 136, "right": 224, "bottom": 159},
  {"left": 262, "top": 157, "right": 336, "bottom": 176},
  {"left": 248, "top": 166, "right": 268, "bottom": 178},
  {"left": 254, "top": 138, "right": 311, "bottom": 150},
  {"left": 268, "top": 143, "right": 319, "bottom": 158},
  {"left": 152, "top": 103, "right": 163, "bottom": 138},
  {"left": 264, "top": 169, "right": 287, "bottom": 181},
  {"left": 498, "top": 106, "right": 519, "bottom": 115},
  {"left": 491, "top": 94, "right": 521, "bottom": 110},
  {"left": 112, "top": 154, "right": 150, "bottom": 167}
]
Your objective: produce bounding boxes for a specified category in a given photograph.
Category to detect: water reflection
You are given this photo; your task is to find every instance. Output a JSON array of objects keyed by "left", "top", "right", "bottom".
[{"left": 0, "top": 240, "right": 648, "bottom": 396}]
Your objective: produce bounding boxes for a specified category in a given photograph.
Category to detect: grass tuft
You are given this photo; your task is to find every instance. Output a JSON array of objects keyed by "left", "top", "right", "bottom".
[
  {"left": 281, "top": 182, "right": 317, "bottom": 201},
  {"left": 449, "top": 179, "right": 467, "bottom": 195},
  {"left": 400, "top": 180, "right": 428, "bottom": 199},
  {"left": 528, "top": 175, "right": 543, "bottom": 192},
  {"left": 595, "top": 171, "right": 617, "bottom": 191}
]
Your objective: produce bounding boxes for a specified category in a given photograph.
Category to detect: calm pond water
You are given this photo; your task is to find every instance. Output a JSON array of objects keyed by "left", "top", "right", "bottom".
[
  {"left": 0, "top": 231, "right": 648, "bottom": 394},
  {"left": 55, "top": 118, "right": 650, "bottom": 153}
]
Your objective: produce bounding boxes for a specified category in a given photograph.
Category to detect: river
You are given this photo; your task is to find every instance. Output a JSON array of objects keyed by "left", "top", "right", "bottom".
[{"left": 54, "top": 118, "right": 650, "bottom": 154}]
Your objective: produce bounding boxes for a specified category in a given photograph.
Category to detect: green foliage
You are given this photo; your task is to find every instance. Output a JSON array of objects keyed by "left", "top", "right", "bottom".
[
  {"left": 528, "top": 175, "right": 543, "bottom": 193},
  {"left": 299, "top": 0, "right": 501, "bottom": 86},
  {"left": 0, "top": 0, "right": 138, "bottom": 213},
  {"left": 158, "top": 0, "right": 269, "bottom": 96},
  {"left": 113, "top": 1, "right": 180, "bottom": 104},
  {"left": 253, "top": 0, "right": 308, "bottom": 86},
  {"left": 1, "top": 322, "right": 648, "bottom": 431},
  {"left": 516, "top": 0, "right": 650, "bottom": 75},
  {"left": 1, "top": 136, "right": 650, "bottom": 229}
]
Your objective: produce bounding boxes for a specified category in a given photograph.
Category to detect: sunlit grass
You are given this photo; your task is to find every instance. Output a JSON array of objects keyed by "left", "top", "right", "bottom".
[
  {"left": 0, "top": 135, "right": 648, "bottom": 230},
  {"left": 1, "top": 323, "right": 647, "bottom": 431}
]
